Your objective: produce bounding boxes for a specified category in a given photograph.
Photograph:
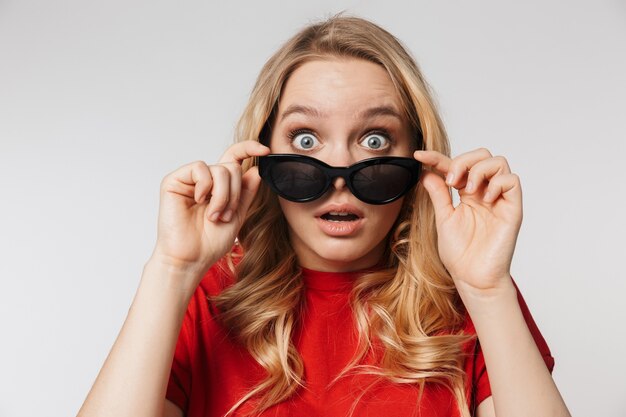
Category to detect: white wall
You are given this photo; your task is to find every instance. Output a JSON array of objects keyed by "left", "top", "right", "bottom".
[{"left": 1, "top": 1, "right": 624, "bottom": 416}]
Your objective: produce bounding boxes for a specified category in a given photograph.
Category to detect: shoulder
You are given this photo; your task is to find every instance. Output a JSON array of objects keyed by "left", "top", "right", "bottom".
[
  {"left": 193, "top": 243, "right": 243, "bottom": 299},
  {"left": 183, "top": 250, "right": 239, "bottom": 324},
  {"left": 196, "top": 254, "right": 238, "bottom": 298}
]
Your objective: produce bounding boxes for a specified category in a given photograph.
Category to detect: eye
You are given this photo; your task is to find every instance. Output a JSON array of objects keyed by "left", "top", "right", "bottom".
[
  {"left": 359, "top": 132, "right": 389, "bottom": 150},
  {"left": 290, "top": 130, "right": 320, "bottom": 150}
]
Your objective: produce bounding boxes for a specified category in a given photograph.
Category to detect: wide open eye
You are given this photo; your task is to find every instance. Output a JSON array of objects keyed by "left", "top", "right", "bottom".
[
  {"left": 290, "top": 131, "right": 320, "bottom": 150},
  {"left": 359, "top": 133, "right": 389, "bottom": 150}
]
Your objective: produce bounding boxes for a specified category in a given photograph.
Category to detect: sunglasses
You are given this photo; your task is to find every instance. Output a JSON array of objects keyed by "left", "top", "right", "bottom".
[{"left": 258, "top": 154, "right": 421, "bottom": 205}]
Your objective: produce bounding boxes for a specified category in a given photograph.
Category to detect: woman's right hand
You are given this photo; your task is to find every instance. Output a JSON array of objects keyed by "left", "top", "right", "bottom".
[{"left": 148, "top": 140, "right": 270, "bottom": 284}]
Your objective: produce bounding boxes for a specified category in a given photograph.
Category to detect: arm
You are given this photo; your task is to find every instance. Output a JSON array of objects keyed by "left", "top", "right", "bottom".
[
  {"left": 77, "top": 259, "right": 197, "bottom": 417},
  {"left": 77, "top": 141, "right": 269, "bottom": 417},
  {"left": 461, "top": 280, "right": 569, "bottom": 417},
  {"left": 476, "top": 397, "right": 496, "bottom": 417},
  {"left": 414, "top": 148, "right": 570, "bottom": 417},
  {"left": 164, "top": 399, "right": 184, "bottom": 417}
]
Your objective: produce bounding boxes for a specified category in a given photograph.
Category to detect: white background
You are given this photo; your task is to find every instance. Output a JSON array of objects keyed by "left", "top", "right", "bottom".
[{"left": 1, "top": 1, "right": 625, "bottom": 416}]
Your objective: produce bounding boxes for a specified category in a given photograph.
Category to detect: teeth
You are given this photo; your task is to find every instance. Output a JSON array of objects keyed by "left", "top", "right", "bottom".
[{"left": 322, "top": 211, "right": 359, "bottom": 222}]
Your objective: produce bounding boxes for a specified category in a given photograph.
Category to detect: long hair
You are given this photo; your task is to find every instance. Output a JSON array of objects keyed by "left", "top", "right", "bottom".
[{"left": 213, "top": 15, "right": 474, "bottom": 417}]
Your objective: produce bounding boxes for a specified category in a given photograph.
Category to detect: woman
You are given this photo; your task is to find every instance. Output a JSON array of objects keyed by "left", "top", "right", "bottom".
[{"left": 77, "top": 16, "right": 570, "bottom": 417}]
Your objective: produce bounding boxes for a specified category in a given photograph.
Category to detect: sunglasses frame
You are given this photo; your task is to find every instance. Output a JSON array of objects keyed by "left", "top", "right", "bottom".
[{"left": 258, "top": 154, "right": 422, "bottom": 205}]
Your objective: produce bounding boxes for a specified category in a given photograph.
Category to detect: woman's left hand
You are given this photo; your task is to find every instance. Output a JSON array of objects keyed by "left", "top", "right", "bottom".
[{"left": 413, "top": 148, "right": 522, "bottom": 297}]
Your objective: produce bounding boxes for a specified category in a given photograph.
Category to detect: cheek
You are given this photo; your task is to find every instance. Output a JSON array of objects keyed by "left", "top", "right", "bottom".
[
  {"left": 277, "top": 199, "right": 307, "bottom": 228},
  {"left": 372, "top": 200, "right": 404, "bottom": 230},
  {"left": 279, "top": 200, "right": 294, "bottom": 220}
]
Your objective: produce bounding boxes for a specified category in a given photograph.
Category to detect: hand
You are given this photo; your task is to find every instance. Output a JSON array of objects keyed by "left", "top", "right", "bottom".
[
  {"left": 413, "top": 148, "right": 522, "bottom": 296},
  {"left": 150, "top": 141, "right": 270, "bottom": 281}
]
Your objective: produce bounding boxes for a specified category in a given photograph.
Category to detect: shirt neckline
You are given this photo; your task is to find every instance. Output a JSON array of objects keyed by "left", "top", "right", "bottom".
[{"left": 300, "top": 266, "right": 381, "bottom": 292}]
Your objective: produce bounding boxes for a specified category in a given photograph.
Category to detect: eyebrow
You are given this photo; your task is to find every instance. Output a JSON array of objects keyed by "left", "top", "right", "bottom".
[
  {"left": 359, "top": 106, "right": 403, "bottom": 121},
  {"left": 279, "top": 104, "right": 325, "bottom": 121},
  {"left": 279, "top": 104, "right": 403, "bottom": 122}
]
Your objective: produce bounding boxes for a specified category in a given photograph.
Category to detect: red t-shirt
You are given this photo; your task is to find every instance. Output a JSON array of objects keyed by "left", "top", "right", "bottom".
[{"left": 166, "top": 261, "right": 554, "bottom": 417}]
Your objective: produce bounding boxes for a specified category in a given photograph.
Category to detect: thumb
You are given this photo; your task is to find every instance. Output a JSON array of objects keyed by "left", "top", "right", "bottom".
[
  {"left": 421, "top": 171, "right": 454, "bottom": 221},
  {"left": 238, "top": 166, "right": 263, "bottom": 219}
]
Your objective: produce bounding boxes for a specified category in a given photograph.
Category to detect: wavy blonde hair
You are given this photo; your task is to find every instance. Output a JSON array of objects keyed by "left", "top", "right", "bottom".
[{"left": 213, "top": 15, "right": 475, "bottom": 417}]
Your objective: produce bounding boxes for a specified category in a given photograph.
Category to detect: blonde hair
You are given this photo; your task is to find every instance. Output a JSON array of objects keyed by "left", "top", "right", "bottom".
[{"left": 213, "top": 15, "right": 474, "bottom": 417}]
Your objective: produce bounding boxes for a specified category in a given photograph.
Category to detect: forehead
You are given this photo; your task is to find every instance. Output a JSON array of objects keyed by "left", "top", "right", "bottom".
[{"left": 278, "top": 58, "right": 404, "bottom": 117}]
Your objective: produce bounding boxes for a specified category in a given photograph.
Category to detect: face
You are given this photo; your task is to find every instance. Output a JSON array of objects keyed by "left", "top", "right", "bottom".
[{"left": 269, "top": 58, "right": 414, "bottom": 272}]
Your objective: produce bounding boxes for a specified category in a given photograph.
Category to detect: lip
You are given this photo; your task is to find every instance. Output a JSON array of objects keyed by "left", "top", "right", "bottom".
[
  {"left": 314, "top": 203, "right": 365, "bottom": 237},
  {"left": 313, "top": 203, "right": 365, "bottom": 218}
]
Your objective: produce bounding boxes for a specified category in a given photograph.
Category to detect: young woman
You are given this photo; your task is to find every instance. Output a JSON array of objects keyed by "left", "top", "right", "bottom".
[{"left": 77, "top": 16, "right": 570, "bottom": 417}]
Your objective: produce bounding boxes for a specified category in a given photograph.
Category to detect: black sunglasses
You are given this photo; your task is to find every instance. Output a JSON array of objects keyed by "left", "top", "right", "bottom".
[{"left": 258, "top": 154, "right": 421, "bottom": 205}]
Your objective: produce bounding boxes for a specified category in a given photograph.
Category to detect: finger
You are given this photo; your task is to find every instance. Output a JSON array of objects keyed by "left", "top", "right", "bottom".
[
  {"left": 218, "top": 140, "right": 270, "bottom": 164},
  {"left": 163, "top": 161, "right": 212, "bottom": 203},
  {"left": 191, "top": 163, "right": 213, "bottom": 204},
  {"left": 219, "top": 162, "right": 242, "bottom": 222},
  {"left": 413, "top": 150, "right": 452, "bottom": 178},
  {"left": 464, "top": 156, "right": 511, "bottom": 195},
  {"left": 206, "top": 164, "right": 231, "bottom": 222},
  {"left": 445, "top": 148, "right": 493, "bottom": 189},
  {"left": 238, "top": 166, "right": 263, "bottom": 221},
  {"left": 420, "top": 171, "right": 454, "bottom": 221},
  {"left": 482, "top": 173, "right": 522, "bottom": 205}
]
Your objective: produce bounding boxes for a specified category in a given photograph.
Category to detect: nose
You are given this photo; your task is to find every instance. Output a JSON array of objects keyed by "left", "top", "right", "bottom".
[
  {"left": 324, "top": 147, "right": 354, "bottom": 193},
  {"left": 332, "top": 176, "right": 347, "bottom": 190}
]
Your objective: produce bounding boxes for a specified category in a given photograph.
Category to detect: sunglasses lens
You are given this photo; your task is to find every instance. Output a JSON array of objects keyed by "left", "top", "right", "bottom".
[
  {"left": 269, "top": 161, "right": 326, "bottom": 200},
  {"left": 352, "top": 164, "right": 412, "bottom": 202}
]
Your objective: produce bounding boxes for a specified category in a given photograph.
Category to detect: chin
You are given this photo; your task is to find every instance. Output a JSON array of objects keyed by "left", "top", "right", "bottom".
[{"left": 302, "top": 239, "right": 385, "bottom": 271}]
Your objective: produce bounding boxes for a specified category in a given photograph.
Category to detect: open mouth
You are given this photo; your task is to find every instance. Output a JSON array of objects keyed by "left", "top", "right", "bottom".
[{"left": 320, "top": 211, "right": 360, "bottom": 222}]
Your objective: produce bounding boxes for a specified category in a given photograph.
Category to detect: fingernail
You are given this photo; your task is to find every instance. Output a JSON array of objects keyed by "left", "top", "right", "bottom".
[
  {"left": 483, "top": 191, "right": 494, "bottom": 202},
  {"left": 446, "top": 172, "right": 455, "bottom": 185},
  {"left": 221, "top": 209, "right": 233, "bottom": 222},
  {"left": 465, "top": 181, "right": 474, "bottom": 193},
  {"left": 209, "top": 212, "right": 220, "bottom": 222}
]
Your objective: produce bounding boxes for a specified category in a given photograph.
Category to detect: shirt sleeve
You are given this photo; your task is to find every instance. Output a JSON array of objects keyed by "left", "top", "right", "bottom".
[
  {"left": 472, "top": 279, "right": 555, "bottom": 406},
  {"left": 165, "top": 293, "right": 198, "bottom": 412}
]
